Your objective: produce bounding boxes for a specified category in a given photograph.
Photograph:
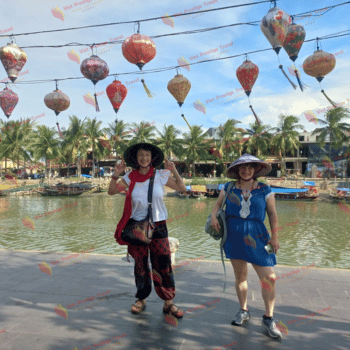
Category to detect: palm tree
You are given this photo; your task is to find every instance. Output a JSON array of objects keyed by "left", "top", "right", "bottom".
[
  {"left": 0, "top": 119, "right": 33, "bottom": 175},
  {"left": 311, "top": 107, "right": 350, "bottom": 160},
  {"left": 244, "top": 122, "right": 271, "bottom": 157},
  {"left": 30, "top": 125, "right": 60, "bottom": 177},
  {"left": 271, "top": 115, "right": 304, "bottom": 175},
  {"left": 182, "top": 125, "right": 211, "bottom": 177},
  {"left": 156, "top": 124, "right": 182, "bottom": 159},
  {"left": 104, "top": 119, "right": 130, "bottom": 160},
  {"left": 84, "top": 118, "right": 105, "bottom": 177},
  {"left": 62, "top": 116, "right": 89, "bottom": 177},
  {"left": 218, "top": 119, "right": 242, "bottom": 162},
  {"left": 129, "top": 121, "right": 157, "bottom": 145}
]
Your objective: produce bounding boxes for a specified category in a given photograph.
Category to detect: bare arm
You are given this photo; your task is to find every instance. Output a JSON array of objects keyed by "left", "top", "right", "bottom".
[
  {"left": 107, "top": 160, "right": 129, "bottom": 195},
  {"left": 164, "top": 158, "right": 186, "bottom": 192},
  {"left": 266, "top": 192, "right": 280, "bottom": 253},
  {"left": 210, "top": 189, "right": 225, "bottom": 232}
]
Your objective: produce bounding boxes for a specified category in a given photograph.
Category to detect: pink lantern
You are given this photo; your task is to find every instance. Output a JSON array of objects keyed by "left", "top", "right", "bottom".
[
  {"left": 0, "top": 42, "right": 27, "bottom": 83},
  {"left": 44, "top": 89, "right": 70, "bottom": 116},
  {"left": 0, "top": 86, "right": 19, "bottom": 118},
  {"left": 80, "top": 54, "right": 109, "bottom": 112}
]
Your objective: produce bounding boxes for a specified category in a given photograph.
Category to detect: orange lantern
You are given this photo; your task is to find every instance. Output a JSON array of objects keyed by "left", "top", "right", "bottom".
[
  {"left": 106, "top": 79, "right": 127, "bottom": 113},
  {"left": 167, "top": 73, "right": 192, "bottom": 130},
  {"left": 303, "top": 42, "right": 336, "bottom": 106},
  {"left": 122, "top": 29, "right": 156, "bottom": 98},
  {"left": 236, "top": 59, "right": 261, "bottom": 125}
]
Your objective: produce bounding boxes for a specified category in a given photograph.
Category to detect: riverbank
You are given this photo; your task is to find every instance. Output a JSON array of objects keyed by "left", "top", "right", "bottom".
[{"left": 0, "top": 248, "right": 348, "bottom": 350}]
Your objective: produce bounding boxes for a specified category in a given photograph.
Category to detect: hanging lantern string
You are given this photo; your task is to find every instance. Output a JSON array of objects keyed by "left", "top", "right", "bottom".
[
  {"left": 2, "top": 30, "right": 350, "bottom": 86},
  {"left": 293, "top": 64, "right": 304, "bottom": 92},
  {"left": 3, "top": 2, "right": 348, "bottom": 45},
  {"left": 319, "top": 83, "right": 337, "bottom": 108},
  {"left": 180, "top": 106, "right": 192, "bottom": 131}
]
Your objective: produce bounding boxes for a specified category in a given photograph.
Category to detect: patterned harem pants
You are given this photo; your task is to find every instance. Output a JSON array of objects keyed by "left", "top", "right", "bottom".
[{"left": 127, "top": 220, "right": 175, "bottom": 301}]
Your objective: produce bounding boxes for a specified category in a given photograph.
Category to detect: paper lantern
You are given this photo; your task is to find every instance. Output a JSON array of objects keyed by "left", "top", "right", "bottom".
[
  {"left": 236, "top": 59, "right": 259, "bottom": 97},
  {"left": 303, "top": 49, "right": 336, "bottom": 106},
  {"left": 236, "top": 59, "right": 261, "bottom": 125},
  {"left": 44, "top": 89, "right": 70, "bottom": 116},
  {"left": 283, "top": 20, "right": 306, "bottom": 91},
  {"left": 122, "top": 34, "right": 156, "bottom": 70},
  {"left": 167, "top": 74, "right": 191, "bottom": 107},
  {"left": 0, "top": 42, "right": 27, "bottom": 82},
  {"left": 0, "top": 86, "right": 19, "bottom": 118},
  {"left": 260, "top": 7, "right": 291, "bottom": 54},
  {"left": 106, "top": 80, "right": 127, "bottom": 113},
  {"left": 122, "top": 33, "right": 156, "bottom": 97},
  {"left": 167, "top": 73, "right": 192, "bottom": 130},
  {"left": 303, "top": 49, "right": 336, "bottom": 82},
  {"left": 80, "top": 54, "right": 109, "bottom": 111}
]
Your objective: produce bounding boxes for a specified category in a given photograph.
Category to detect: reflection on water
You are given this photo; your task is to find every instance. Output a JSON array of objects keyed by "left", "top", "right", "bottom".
[{"left": 1, "top": 194, "right": 350, "bottom": 269}]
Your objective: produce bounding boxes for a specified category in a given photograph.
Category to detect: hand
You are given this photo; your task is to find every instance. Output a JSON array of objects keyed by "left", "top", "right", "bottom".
[
  {"left": 211, "top": 216, "right": 220, "bottom": 232},
  {"left": 164, "top": 158, "right": 176, "bottom": 173},
  {"left": 114, "top": 160, "right": 126, "bottom": 176},
  {"left": 267, "top": 236, "right": 280, "bottom": 254}
]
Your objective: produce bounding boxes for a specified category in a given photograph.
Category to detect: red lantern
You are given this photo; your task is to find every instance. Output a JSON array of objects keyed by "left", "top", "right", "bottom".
[
  {"left": 122, "top": 33, "right": 156, "bottom": 70},
  {"left": 303, "top": 46, "right": 336, "bottom": 106},
  {"left": 106, "top": 80, "right": 127, "bottom": 113},
  {"left": 283, "top": 19, "right": 306, "bottom": 91},
  {"left": 0, "top": 86, "right": 19, "bottom": 118},
  {"left": 80, "top": 54, "right": 109, "bottom": 111},
  {"left": 236, "top": 59, "right": 261, "bottom": 125},
  {"left": 0, "top": 42, "right": 27, "bottom": 83},
  {"left": 122, "top": 33, "right": 156, "bottom": 98},
  {"left": 236, "top": 59, "right": 259, "bottom": 97}
]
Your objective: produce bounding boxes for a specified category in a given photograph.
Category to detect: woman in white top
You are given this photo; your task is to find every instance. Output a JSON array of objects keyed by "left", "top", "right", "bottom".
[{"left": 108, "top": 142, "right": 186, "bottom": 319}]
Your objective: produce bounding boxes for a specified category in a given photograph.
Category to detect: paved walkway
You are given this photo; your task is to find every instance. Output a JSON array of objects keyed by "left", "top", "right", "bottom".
[{"left": 0, "top": 249, "right": 349, "bottom": 350}]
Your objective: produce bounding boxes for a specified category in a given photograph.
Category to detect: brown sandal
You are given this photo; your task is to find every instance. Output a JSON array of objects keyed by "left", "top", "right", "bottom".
[
  {"left": 163, "top": 303, "right": 184, "bottom": 318},
  {"left": 131, "top": 300, "right": 146, "bottom": 314}
]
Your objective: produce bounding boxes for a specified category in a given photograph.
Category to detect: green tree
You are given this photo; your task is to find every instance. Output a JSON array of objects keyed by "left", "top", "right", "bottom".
[
  {"left": 244, "top": 121, "right": 271, "bottom": 157},
  {"left": 104, "top": 119, "right": 130, "bottom": 160},
  {"left": 84, "top": 118, "right": 105, "bottom": 177},
  {"left": 183, "top": 125, "right": 211, "bottom": 177},
  {"left": 129, "top": 121, "right": 157, "bottom": 145},
  {"left": 271, "top": 115, "right": 303, "bottom": 175},
  {"left": 156, "top": 124, "right": 183, "bottom": 159},
  {"left": 30, "top": 125, "right": 60, "bottom": 177},
  {"left": 217, "top": 119, "right": 242, "bottom": 162},
  {"left": 311, "top": 107, "right": 350, "bottom": 160}
]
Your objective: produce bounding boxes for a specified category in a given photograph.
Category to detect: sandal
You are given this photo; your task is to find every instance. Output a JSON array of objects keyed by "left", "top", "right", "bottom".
[
  {"left": 163, "top": 303, "right": 184, "bottom": 318},
  {"left": 131, "top": 300, "right": 146, "bottom": 314}
]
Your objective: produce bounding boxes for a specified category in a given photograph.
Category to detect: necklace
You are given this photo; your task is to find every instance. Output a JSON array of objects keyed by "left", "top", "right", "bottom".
[{"left": 237, "top": 180, "right": 255, "bottom": 198}]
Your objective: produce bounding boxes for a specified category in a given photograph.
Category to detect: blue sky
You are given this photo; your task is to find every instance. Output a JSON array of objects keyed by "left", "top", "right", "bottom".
[{"left": 0, "top": 0, "right": 349, "bottom": 136}]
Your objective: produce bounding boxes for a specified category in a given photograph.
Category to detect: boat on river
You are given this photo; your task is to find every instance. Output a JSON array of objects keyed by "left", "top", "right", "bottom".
[
  {"left": 190, "top": 185, "right": 207, "bottom": 198},
  {"left": 37, "top": 182, "right": 95, "bottom": 196},
  {"left": 177, "top": 185, "right": 191, "bottom": 198},
  {"left": 329, "top": 188, "right": 350, "bottom": 203}
]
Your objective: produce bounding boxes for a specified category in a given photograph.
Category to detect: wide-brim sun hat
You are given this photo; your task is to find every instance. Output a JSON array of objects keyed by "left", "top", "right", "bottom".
[
  {"left": 226, "top": 153, "right": 272, "bottom": 179},
  {"left": 123, "top": 142, "right": 164, "bottom": 168}
]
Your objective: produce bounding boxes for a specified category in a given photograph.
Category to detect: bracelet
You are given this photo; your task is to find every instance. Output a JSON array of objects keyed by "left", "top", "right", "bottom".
[{"left": 111, "top": 175, "right": 119, "bottom": 180}]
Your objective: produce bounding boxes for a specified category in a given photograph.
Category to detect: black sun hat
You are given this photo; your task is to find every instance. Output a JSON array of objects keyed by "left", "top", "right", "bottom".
[{"left": 123, "top": 143, "right": 164, "bottom": 168}]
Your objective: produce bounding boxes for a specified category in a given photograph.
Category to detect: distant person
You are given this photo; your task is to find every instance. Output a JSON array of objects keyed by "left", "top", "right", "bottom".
[
  {"left": 210, "top": 154, "right": 282, "bottom": 339},
  {"left": 108, "top": 143, "right": 186, "bottom": 320}
]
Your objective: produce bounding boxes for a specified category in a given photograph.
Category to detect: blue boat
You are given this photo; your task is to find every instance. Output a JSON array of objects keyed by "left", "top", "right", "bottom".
[{"left": 270, "top": 187, "right": 318, "bottom": 200}]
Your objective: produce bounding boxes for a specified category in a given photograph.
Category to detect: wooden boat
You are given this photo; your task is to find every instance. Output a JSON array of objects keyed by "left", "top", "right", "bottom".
[
  {"left": 206, "top": 184, "right": 219, "bottom": 197},
  {"left": 190, "top": 185, "right": 207, "bottom": 199},
  {"left": 177, "top": 185, "right": 191, "bottom": 198},
  {"left": 271, "top": 187, "right": 319, "bottom": 200},
  {"left": 38, "top": 182, "right": 95, "bottom": 196},
  {"left": 330, "top": 188, "right": 350, "bottom": 203},
  {"left": 0, "top": 191, "right": 8, "bottom": 197}
]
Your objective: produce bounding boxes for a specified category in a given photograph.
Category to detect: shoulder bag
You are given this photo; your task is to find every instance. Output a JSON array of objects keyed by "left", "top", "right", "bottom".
[
  {"left": 205, "top": 181, "right": 234, "bottom": 291},
  {"left": 121, "top": 170, "right": 156, "bottom": 246}
]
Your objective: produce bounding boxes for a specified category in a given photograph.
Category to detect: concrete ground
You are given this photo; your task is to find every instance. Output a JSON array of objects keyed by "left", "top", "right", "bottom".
[{"left": 0, "top": 249, "right": 349, "bottom": 350}]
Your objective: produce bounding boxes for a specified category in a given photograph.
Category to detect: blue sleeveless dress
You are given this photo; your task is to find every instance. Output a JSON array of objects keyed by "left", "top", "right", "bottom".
[{"left": 223, "top": 181, "right": 277, "bottom": 266}]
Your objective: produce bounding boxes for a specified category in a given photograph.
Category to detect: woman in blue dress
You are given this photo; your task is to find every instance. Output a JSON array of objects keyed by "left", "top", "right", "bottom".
[{"left": 211, "top": 154, "right": 282, "bottom": 339}]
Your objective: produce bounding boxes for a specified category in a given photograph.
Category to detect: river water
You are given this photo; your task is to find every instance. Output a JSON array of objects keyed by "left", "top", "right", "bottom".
[{"left": 1, "top": 193, "right": 349, "bottom": 269}]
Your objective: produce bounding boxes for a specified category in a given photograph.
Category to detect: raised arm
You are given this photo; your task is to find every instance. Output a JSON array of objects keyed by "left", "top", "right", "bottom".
[
  {"left": 108, "top": 160, "right": 129, "bottom": 195},
  {"left": 164, "top": 158, "right": 186, "bottom": 192}
]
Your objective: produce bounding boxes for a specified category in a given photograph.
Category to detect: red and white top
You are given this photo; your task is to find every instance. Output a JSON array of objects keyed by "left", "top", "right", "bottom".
[{"left": 123, "top": 169, "right": 171, "bottom": 222}]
